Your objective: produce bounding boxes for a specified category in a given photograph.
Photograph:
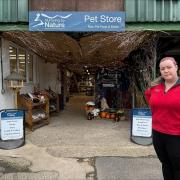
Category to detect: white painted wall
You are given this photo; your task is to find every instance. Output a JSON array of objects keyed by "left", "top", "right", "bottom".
[
  {"left": 38, "top": 60, "right": 61, "bottom": 94},
  {"left": 0, "top": 38, "right": 14, "bottom": 109}
]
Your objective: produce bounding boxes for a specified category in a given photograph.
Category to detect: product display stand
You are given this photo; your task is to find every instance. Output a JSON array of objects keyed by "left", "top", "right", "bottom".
[
  {"left": 43, "top": 89, "right": 59, "bottom": 115},
  {"left": 17, "top": 94, "right": 49, "bottom": 131}
]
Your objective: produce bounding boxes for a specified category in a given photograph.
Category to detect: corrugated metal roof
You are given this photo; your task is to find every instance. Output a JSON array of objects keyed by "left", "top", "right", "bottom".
[
  {"left": 1, "top": 0, "right": 180, "bottom": 23},
  {"left": 0, "top": 0, "right": 28, "bottom": 22},
  {"left": 126, "top": 0, "right": 180, "bottom": 22},
  {"left": 126, "top": 22, "right": 180, "bottom": 31}
]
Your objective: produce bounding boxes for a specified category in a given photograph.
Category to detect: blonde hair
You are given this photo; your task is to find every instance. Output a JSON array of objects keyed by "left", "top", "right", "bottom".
[{"left": 160, "top": 57, "right": 177, "bottom": 66}]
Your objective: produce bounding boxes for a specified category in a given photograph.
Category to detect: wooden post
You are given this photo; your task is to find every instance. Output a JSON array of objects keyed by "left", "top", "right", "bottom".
[
  {"left": 152, "top": 43, "right": 157, "bottom": 80},
  {"left": 13, "top": 88, "right": 21, "bottom": 108}
]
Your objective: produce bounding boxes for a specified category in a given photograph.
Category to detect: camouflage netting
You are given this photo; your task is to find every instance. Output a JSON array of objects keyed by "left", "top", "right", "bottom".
[
  {"left": 2, "top": 31, "right": 81, "bottom": 65},
  {"left": 124, "top": 32, "right": 158, "bottom": 107},
  {"left": 2, "top": 31, "right": 158, "bottom": 74},
  {"left": 1, "top": 30, "right": 159, "bottom": 107},
  {"left": 80, "top": 31, "right": 156, "bottom": 67}
]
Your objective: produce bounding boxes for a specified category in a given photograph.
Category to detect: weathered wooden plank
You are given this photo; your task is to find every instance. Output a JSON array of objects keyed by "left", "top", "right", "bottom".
[
  {"left": 29, "top": 0, "right": 124, "bottom": 11},
  {"left": 29, "top": 0, "right": 76, "bottom": 11},
  {"left": 77, "top": 0, "right": 124, "bottom": 11}
]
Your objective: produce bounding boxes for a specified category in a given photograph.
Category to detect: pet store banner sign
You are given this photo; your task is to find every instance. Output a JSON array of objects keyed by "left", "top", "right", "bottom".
[
  {"left": 0, "top": 111, "right": 23, "bottom": 140},
  {"left": 132, "top": 109, "right": 152, "bottom": 137},
  {"left": 29, "top": 11, "right": 125, "bottom": 32}
]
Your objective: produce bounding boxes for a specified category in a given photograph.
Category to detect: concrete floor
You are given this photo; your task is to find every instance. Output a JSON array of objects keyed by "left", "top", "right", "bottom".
[
  {"left": 0, "top": 94, "right": 159, "bottom": 180},
  {"left": 27, "top": 94, "right": 155, "bottom": 158}
]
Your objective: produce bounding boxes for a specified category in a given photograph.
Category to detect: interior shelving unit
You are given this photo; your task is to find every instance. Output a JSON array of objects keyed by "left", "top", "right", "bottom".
[
  {"left": 17, "top": 94, "right": 49, "bottom": 131},
  {"left": 43, "top": 89, "right": 59, "bottom": 115}
]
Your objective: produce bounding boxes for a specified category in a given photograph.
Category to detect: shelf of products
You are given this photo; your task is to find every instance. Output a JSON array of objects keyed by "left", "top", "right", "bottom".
[
  {"left": 42, "top": 89, "right": 59, "bottom": 114},
  {"left": 17, "top": 93, "right": 49, "bottom": 131}
]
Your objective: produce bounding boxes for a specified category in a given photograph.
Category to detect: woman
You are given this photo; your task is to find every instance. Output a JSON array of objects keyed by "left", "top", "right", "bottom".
[{"left": 145, "top": 57, "right": 180, "bottom": 180}]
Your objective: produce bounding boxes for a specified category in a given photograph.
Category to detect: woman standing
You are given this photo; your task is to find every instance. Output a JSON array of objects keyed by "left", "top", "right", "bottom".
[{"left": 145, "top": 57, "right": 180, "bottom": 180}]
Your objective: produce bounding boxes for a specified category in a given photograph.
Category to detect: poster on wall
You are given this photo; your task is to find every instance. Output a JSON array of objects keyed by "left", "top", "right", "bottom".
[{"left": 131, "top": 108, "right": 152, "bottom": 146}]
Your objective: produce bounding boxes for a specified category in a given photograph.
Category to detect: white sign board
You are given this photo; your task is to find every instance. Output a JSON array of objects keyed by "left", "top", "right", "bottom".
[
  {"left": 1, "top": 111, "right": 23, "bottom": 140},
  {"left": 132, "top": 109, "right": 152, "bottom": 137}
]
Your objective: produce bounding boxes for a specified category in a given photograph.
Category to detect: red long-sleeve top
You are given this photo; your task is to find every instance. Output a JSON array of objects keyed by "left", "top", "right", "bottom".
[{"left": 145, "top": 78, "right": 180, "bottom": 135}]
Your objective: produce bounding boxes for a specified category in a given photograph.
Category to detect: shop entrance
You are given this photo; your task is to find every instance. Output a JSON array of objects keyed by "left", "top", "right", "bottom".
[{"left": 1, "top": 31, "right": 180, "bottom": 153}]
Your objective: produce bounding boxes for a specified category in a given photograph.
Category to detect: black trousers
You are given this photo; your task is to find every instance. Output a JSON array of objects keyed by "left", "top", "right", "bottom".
[{"left": 153, "top": 130, "right": 180, "bottom": 180}]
